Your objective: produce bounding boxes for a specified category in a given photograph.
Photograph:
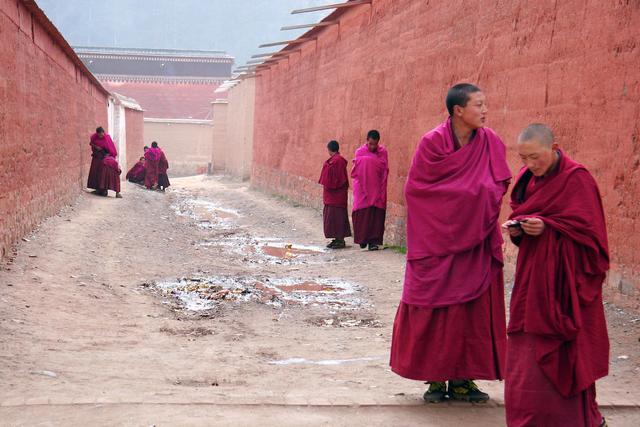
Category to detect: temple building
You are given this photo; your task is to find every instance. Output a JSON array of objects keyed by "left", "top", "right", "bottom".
[{"left": 76, "top": 47, "right": 234, "bottom": 175}]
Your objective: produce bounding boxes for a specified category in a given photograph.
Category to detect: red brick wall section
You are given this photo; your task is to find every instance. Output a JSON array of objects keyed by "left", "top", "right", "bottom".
[
  {"left": 252, "top": 0, "right": 640, "bottom": 307},
  {"left": 0, "top": 0, "right": 108, "bottom": 259},
  {"left": 125, "top": 108, "right": 145, "bottom": 171}
]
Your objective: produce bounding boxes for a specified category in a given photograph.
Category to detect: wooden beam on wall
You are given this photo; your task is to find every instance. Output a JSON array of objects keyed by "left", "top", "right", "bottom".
[
  {"left": 281, "top": 20, "right": 338, "bottom": 31},
  {"left": 291, "top": 0, "right": 371, "bottom": 15}
]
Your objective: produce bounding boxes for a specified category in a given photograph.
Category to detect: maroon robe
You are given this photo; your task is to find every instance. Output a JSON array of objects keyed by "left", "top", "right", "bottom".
[
  {"left": 391, "top": 119, "right": 511, "bottom": 382},
  {"left": 157, "top": 148, "right": 171, "bottom": 189},
  {"left": 99, "top": 155, "right": 121, "bottom": 193},
  {"left": 319, "top": 153, "right": 351, "bottom": 239},
  {"left": 88, "top": 133, "right": 118, "bottom": 192},
  {"left": 505, "top": 151, "right": 609, "bottom": 426},
  {"left": 126, "top": 161, "right": 146, "bottom": 183},
  {"left": 351, "top": 144, "right": 388, "bottom": 246},
  {"left": 144, "top": 148, "right": 161, "bottom": 189}
]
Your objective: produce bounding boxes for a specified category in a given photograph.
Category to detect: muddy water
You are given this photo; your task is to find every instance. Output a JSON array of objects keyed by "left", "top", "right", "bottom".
[
  {"left": 161, "top": 193, "right": 369, "bottom": 316},
  {"left": 153, "top": 276, "right": 367, "bottom": 313}
]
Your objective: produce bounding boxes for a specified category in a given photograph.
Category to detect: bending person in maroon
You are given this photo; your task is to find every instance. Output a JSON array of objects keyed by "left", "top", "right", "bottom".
[
  {"left": 318, "top": 140, "right": 351, "bottom": 249},
  {"left": 88, "top": 126, "right": 122, "bottom": 198},
  {"left": 350, "top": 130, "right": 388, "bottom": 251},
  {"left": 503, "top": 124, "right": 609, "bottom": 427},
  {"left": 390, "top": 84, "right": 511, "bottom": 403}
]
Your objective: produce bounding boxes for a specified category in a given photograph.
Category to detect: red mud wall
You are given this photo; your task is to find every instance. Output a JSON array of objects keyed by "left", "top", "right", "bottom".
[
  {"left": 252, "top": 0, "right": 640, "bottom": 307},
  {"left": 125, "top": 108, "right": 144, "bottom": 171},
  {"left": 0, "top": 0, "right": 108, "bottom": 258}
]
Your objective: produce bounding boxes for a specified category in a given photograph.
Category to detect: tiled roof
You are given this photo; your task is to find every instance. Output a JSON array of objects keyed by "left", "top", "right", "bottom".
[{"left": 102, "top": 81, "right": 227, "bottom": 120}]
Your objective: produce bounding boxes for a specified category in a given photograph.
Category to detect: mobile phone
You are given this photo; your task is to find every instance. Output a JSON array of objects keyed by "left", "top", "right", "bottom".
[{"left": 507, "top": 220, "right": 522, "bottom": 229}]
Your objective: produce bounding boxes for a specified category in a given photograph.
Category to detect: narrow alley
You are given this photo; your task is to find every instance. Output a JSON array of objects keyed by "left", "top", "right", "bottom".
[{"left": 1, "top": 177, "right": 638, "bottom": 426}]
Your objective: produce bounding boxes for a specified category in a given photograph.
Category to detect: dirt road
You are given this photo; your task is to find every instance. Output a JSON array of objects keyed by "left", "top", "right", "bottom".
[{"left": 1, "top": 176, "right": 638, "bottom": 426}]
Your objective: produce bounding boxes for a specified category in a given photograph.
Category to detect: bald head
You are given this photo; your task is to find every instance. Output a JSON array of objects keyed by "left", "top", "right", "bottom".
[
  {"left": 517, "top": 123, "right": 560, "bottom": 177},
  {"left": 518, "top": 123, "right": 554, "bottom": 146}
]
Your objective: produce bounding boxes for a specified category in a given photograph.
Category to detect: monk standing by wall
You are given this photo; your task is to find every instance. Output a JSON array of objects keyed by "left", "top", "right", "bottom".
[
  {"left": 351, "top": 130, "right": 388, "bottom": 251},
  {"left": 390, "top": 84, "right": 511, "bottom": 403},
  {"left": 319, "top": 140, "right": 351, "bottom": 249},
  {"left": 504, "top": 124, "right": 609, "bottom": 427}
]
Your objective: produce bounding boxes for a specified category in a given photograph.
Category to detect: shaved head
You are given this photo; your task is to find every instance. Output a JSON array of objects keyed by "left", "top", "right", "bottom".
[
  {"left": 518, "top": 123, "right": 554, "bottom": 146},
  {"left": 517, "top": 123, "right": 559, "bottom": 176}
]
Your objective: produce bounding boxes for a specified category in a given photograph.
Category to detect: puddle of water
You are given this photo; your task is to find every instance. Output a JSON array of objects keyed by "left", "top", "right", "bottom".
[
  {"left": 256, "top": 277, "right": 365, "bottom": 309},
  {"left": 258, "top": 244, "right": 324, "bottom": 260},
  {"left": 198, "top": 236, "right": 327, "bottom": 264},
  {"left": 172, "top": 199, "right": 239, "bottom": 229},
  {"left": 268, "top": 356, "right": 383, "bottom": 366},
  {"left": 153, "top": 276, "right": 366, "bottom": 312}
]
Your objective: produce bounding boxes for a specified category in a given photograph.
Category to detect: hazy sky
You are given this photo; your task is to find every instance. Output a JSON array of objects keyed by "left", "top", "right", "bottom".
[{"left": 37, "top": 0, "right": 332, "bottom": 67}]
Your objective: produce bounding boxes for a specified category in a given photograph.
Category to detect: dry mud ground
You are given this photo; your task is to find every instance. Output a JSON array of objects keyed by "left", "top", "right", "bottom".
[{"left": 1, "top": 176, "right": 639, "bottom": 426}]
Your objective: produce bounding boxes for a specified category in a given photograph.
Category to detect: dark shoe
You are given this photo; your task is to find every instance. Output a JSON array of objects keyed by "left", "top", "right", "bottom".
[
  {"left": 332, "top": 239, "right": 346, "bottom": 249},
  {"left": 423, "top": 382, "right": 447, "bottom": 403},
  {"left": 326, "top": 240, "right": 337, "bottom": 248},
  {"left": 448, "top": 380, "right": 489, "bottom": 403},
  {"left": 359, "top": 243, "right": 367, "bottom": 249},
  {"left": 368, "top": 244, "right": 379, "bottom": 251},
  {"left": 599, "top": 418, "right": 608, "bottom": 427},
  {"left": 115, "top": 193, "right": 123, "bottom": 199}
]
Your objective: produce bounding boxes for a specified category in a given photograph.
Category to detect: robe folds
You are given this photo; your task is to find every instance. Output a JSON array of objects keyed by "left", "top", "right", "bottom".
[
  {"left": 391, "top": 118, "right": 511, "bottom": 381},
  {"left": 126, "top": 161, "right": 146, "bottom": 183},
  {"left": 157, "top": 148, "right": 171, "bottom": 189},
  {"left": 351, "top": 144, "right": 389, "bottom": 245},
  {"left": 144, "top": 147, "right": 161, "bottom": 189},
  {"left": 87, "top": 132, "right": 117, "bottom": 190},
  {"left": 319, "top": 154, "right": 351, "bottom": 239},
  {"left": 505, "top": 151, "right": 609, "bottom": 427}
]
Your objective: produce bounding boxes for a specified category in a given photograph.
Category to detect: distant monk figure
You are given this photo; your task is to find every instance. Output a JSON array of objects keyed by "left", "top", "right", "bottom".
[
  {"left": 504, "top": 124, "right": 609, "bottom": 427},
  {"left": 390, "top": 83, "right": 511, "bottom": 403},
  {"left": 126, "top": 156, "right": 146, "bottom": 184},
  {"left": 350, "top": 130, "right": 388, "bottom": 251},
  {"left": 318, "top": 140, "right": 351, "bottom": 249},
  {"left": 144, "top": 142, "right": 161, "bottom": 190},
  {"left": 155, "top": 142, "right": 171, "bottom": 192},
  {"left": 89, "top": 127, "right": 122, "bottom": 198}
]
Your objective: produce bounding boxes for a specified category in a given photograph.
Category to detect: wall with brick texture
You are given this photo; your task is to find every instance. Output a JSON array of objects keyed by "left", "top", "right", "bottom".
[
  {"left": 0, "top": 0, "right": 108, "bottom": 259},
  {"left": 252, "top": 0, "right": 640, "bottom": 308}
]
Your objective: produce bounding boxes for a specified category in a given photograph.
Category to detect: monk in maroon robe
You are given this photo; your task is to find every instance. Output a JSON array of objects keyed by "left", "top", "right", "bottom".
[
  {"left": 156, "top": 143, "right": 171, "bottom": 191},
  {"left": 88, "top": 127, "right": 122, "bottom": 198},
  {"left": 503, "top": 124, "right": 609, "bottom": 427},
  {"left": 390, "top": 84, "right": 511, "bottom": 403},
  {"left": 144, "top": 142, "right": 161, "bottom": 190},
  {"left": 318, "top": 140, "right": 351, "bottom": 249},
  {"left": 126, "top": 157, "right": 146, "bottom": 184},
  {"left": 351, "top": 130, "right": 388, "bottom": 251}
]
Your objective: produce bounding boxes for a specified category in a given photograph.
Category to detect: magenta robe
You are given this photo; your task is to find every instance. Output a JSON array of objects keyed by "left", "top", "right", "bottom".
[
  {"left": 144, "top": 147, "right": 161, "bottom": 189},
  {"left": 351, "top": 144, "right": 389, "bottom": 245},
  {"left": 390, "top": 118, "right": 511, "bottom": 381}
]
